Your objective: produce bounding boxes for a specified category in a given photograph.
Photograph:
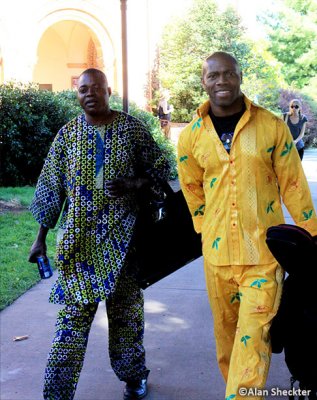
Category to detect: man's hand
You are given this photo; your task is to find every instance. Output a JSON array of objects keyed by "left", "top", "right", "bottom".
[
  {"left": 105, "top": 177, "right": 149, "bottom": 198},
  {"left": 28, "top": 239, "right": 47, "bottom": 263},
  {"left": 28, "top": 225, "right": 49, "bottom": 263}
]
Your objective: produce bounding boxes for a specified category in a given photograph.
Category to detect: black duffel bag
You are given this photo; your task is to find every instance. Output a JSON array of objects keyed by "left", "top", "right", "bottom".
[
  {"left": 134, "top": 181, "right": 202, "bottom": 289},
  {"left": 266, "top": 224, "right": 317, "bottom": 399},
  {"left": 266, "top": 224, "right": 317, "bottom": 276}
]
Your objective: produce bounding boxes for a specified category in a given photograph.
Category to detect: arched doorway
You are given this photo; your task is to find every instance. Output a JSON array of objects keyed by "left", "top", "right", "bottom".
[{"left": 33, "top": 20, "right": 104, "bottom": 91}]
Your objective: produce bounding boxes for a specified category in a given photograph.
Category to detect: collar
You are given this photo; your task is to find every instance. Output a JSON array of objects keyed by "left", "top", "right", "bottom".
[{"left": 196, "top": 94, "right": 255, "bottom": 119}]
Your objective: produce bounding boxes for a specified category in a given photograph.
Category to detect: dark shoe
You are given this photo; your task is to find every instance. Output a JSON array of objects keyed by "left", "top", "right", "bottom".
[{"left": 123, "top": 378, "right": 148, "bottom": 399}]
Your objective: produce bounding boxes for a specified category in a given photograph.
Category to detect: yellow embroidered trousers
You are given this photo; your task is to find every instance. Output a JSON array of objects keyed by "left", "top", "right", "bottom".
[{"left": 204, "top": 261, "right": 283, "bottom": 400}]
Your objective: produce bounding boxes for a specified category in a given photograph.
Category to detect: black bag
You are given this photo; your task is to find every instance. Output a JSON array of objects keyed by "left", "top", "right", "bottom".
[
  {"left": 266, "top": 224, "right": 317, "bottom": 276},
  {"left": 266, "top": 224, "right": 317, "bottom": 399},
  {"left": 134, "top": 181, "right": 202, "bottom": 289}
]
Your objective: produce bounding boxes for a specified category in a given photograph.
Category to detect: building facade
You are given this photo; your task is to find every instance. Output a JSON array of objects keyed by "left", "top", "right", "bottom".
[
  {"left": 0, "top": 0, "right": 261, "bottom": 106},
  {"left": 0, "top": 0, "right": 163, "bottom": 106}
]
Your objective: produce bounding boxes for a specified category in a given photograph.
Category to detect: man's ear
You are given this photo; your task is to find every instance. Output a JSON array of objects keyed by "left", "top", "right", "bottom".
[
  {"left": 201, "top": 62, "right": 207, "bottom": 90},
  {"left": 108, "top": 87, "right": 112, "bottom": 96},
  {"left": 201, "top": 77, "right": 206, "bottom": 91}
]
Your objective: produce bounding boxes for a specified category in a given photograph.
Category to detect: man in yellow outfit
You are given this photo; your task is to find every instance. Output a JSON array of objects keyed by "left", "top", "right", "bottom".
[{"left": 177, "top": 51, "right": 317, "bottom": 400}]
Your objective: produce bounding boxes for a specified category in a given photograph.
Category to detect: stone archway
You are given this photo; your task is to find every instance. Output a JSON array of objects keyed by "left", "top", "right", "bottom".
[{"left": 32, "top": 8, "right": 117, "bottom": 92}]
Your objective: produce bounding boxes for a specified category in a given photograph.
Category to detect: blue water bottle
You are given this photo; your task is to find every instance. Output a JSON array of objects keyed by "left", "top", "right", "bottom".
[{"left": 37, "top": 256, "right": 53, "bottom": 279}]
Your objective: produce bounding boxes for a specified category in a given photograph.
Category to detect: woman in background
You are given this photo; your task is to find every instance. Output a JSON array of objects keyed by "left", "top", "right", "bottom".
[
  {"left": 158, "top": 90, "right": 174, "bottom": 139},
  {"left": 283, "top": 99, "right": 307, "bottom": 160}
]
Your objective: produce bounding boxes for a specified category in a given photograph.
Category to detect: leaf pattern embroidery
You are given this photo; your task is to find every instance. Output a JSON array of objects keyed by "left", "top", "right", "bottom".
[
  {"left": 226, "top": 395, "right": 236, "bottom": 400},
  {"left": 179, "top": 155, "right": 188, "bottom": 164},
  {"left": 230, "top": 292, "right": 242, "bottom": 304},
  {"left": 210, "top": 177, "right": 217, "bottom": 188},
  {"left": 194, "top": 204, "right": 205, "bottom": 216},
  {"left": 303, "top": 209, "right": 313, "bottom": 220},
  {"left": 212, "top": 237, "right": 221, "bottom": 250},
  {"left": 280, "top": 141, "right": 293, "bottom": 156},
  {"left": 192, "top": 117, "right": 202, "bottom": 131},
  {"left": 241, "top": 335, "right": 251, "bottom": 346},
  {"left": 267, "top": 145, "right": 276, "bottom": 153},
  {"left": 266, "top": 201, "right": 274, "bottom": 213},
  {"left": 250, "top": 279, "right": 268, "bottom": 288}
]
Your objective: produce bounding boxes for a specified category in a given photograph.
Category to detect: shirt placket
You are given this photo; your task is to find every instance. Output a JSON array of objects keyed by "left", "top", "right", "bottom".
[{"left": 229, "top": 152, "right": 239, "bottom": 264}]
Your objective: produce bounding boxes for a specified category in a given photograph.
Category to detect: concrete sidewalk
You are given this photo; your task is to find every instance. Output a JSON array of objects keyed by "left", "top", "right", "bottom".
[
  {"left": 0, "top": 259, "right": 290, "bottom": 400},
  {"left": 1, "top": 150, "right": 316, "bottom": 400}
]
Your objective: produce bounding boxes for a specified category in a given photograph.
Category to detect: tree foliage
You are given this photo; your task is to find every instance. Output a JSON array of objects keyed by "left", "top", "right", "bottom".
[
  {"left": 260, "top": 0, "right": 317, "bottom": 89},
  {"left": 158, "top": 0, "right": 284, "bottom": 121}
]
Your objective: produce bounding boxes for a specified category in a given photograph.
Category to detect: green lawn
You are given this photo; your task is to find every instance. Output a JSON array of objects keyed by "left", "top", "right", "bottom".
[{"left": 0, "top": 187, "right": 57, "bottom": 310}]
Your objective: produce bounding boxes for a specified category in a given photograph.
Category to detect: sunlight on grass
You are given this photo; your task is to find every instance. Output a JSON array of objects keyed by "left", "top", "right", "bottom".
[{"left": 0, "top": 186, "right": 35, "bottom": 206}]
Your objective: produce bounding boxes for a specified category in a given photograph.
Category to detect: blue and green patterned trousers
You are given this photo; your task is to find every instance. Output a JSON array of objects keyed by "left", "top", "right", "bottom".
[{"left": 43, "top": 270, "right": 149, "bottom": 400}]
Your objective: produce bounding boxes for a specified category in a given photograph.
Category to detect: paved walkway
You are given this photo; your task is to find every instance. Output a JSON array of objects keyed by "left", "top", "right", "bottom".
[{"left": 1, "top": 149, "right": 316, "bottom": 400}]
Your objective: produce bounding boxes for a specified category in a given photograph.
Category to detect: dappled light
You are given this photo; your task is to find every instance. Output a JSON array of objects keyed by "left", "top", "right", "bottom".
[
  {"left": 145, "top": 299, "right": 190, "bottom": 332},
  {"left": 92, "top": 300, "right": 190, "bottom": 333},
  {"left": 145, "top": 314, "right": 190, "bottom": 333},
  {"left": 144, "top": 299, "right": 167, "bottom": 314}
]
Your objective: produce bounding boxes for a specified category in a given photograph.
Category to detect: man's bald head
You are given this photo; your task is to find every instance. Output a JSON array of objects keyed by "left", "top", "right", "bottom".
[
  {"left": 78, "top": 68, "right": 108, "bottom": 86},
  {"left": 202, "top": 51, "right": 241, "bottom": 77}
]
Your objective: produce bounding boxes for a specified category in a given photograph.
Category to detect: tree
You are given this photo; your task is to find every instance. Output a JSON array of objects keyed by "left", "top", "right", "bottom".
[
  {"left": 260, "top": 0, "right": 317, "bottom": 89},
  {"left": 158, "top": 0, "right": 285, "bottom": 121}
]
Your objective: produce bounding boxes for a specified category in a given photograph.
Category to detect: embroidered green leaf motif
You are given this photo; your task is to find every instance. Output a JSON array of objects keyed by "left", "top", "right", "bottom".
[
  {"left": 230, "top": 292, "right": 243, "bottom": 304},
  {"left": 212, "top": 237, "right": 221, "bottom": 250},
  {"left": 266, "top": 201, "right": 274, "bottom": 213},
  {"left": 191, "top": 117, "right": 202, "bottom": 131},
  {"left": 250, "top": 279, "right": 268, "bottom": 288},
  {"left": 303, "top": 209, "right": 313, "bottom": 221},
  {"left": 280, "top": 141, "right": 293, "bottom": 156},
  {"left": 194, "top": 204, "right": 205, "bottom": 216},
  {"left": 210, "top": 178, "right": 217, "bottom": 188},
  {"left": 179, "top": 155, "right": 188, "bottom": 163},
  {"left": 267, "top": 146, "right": 276, "bottom": 153},
  {"left": 226, "top": 395, "right": 236, "bottom": 400},
  {"left": 241, "top": 335, "right": 251, "bottom": 346}
]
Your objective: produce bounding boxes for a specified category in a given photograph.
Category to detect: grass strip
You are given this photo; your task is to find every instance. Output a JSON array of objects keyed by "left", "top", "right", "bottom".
[{"left": 0, "top": 188, "right": 57, "bottom": 310}]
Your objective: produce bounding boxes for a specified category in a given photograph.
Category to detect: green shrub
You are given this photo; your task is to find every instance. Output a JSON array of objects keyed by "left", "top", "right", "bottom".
[
  {"left": 0, "top": 83, "right": 177, "bottom": 186},
  {"left": 0, "top": 82, "right": 81, "bottom": 186}
]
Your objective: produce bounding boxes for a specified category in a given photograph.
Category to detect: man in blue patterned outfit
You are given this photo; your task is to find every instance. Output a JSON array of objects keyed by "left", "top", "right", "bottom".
[{"left": 29, "top": 68, "right": 170, "bottom": 400}]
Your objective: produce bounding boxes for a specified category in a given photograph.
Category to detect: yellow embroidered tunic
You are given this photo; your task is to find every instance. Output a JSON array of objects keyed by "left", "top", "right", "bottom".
[{"left": 177, "top": 96, "right": 317, "bottom": 266}]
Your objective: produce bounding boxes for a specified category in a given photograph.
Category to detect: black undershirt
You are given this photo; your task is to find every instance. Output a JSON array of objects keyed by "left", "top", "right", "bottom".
[{"left": 209, "top": 106, "right": 246, "bottom": 153}]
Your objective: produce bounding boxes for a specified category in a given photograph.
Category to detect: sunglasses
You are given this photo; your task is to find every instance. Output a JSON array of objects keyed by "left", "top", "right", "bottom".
[{"left": 291, "top": 105, "right": 299, "bottom": 109}]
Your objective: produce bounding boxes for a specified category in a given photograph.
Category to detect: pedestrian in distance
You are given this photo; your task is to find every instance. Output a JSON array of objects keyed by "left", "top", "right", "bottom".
[
  {"left": 282, "top": 98, "right": 307, "bottom": 160},
  {"left": 177, "top": 51, "right": 317, "bottom": 400},
  {"left": 158, "top": 89, "right": 174, "bottom": 139},
  {"left": 28, "top": 68, "right": 171, "bottom": 400}
]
